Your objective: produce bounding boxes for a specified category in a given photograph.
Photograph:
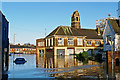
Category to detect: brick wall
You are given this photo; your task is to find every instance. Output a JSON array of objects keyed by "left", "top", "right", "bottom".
[{"left": 108, "top": 51, "right": 120, "bottom": 63}]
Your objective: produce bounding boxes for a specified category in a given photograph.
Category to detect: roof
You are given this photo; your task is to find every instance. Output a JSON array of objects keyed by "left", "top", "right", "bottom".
[
  {"left": 108, "top": 19, "right": 120, "bottom": 35},
  {"left": 71, "top": 10, "right": 80, "bottom": 18},
  {"left": 46, "top": 26, "right": 103, "bottom": 39},
  {"left": 10, "top": 45, "right": 36, "bottom": 49}
]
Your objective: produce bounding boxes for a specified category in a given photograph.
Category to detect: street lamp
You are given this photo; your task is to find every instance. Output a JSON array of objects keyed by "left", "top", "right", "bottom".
[{"left": 108, "top": 40, "right": 114, "bottom": 78}]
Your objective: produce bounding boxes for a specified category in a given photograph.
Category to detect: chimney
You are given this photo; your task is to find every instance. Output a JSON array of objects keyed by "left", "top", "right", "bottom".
[{"left": 97, "top": 27, "right": 101, "bottom": 35}]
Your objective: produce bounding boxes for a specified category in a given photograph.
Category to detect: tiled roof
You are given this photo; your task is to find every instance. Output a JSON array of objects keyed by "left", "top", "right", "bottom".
[
  {"left": 108, "top": 19, "right": 120, "bottom": 35},
  {"left": 46, "top": 26, "right": 103, "bottom": 39}
]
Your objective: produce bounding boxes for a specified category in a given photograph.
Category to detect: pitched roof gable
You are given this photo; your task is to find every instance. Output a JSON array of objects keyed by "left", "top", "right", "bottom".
[
  {"left": 46, "top": 26, "right": 103, "bottom": 39},
  {"left": 108, "top": 19, "right": 120, "bottom": 35}
]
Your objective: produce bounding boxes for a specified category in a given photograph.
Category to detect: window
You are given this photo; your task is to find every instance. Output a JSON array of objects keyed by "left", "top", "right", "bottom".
[
  {"left": 58, "top": 38, "right": 64, "bottom": 45},
  {"left": 38, "top": 42, "right": 44, "bottom": 46},
  {"left": 106, "top": 35, "right": 112, "bottom": 45},
  {"left": 68, "top": 38, "right": 73, "bottom": 45},
  {"left": 46, "top": 39, "right": 47, "bottom": 47},
  {"left": 95, "top": 41, "right": 100, "bottom": 46},
  {"left": 51, "top": 38, "right": 53, "bottom": 46},
  {"left": 48, "top": 39, "right": 50, "bottom": 46},
  {"left": 77, "top": 38, "right": 83, "bottom": 45},
  {"left": 87, "top": 41, "right": 91, "bottom": 45},
  {"left": 76, "top": 17, "right": 78, "bottom": 21}
]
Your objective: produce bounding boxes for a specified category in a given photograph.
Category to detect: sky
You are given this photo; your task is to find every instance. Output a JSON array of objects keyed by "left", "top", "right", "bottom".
[{"left": 1, "top": 2, "right": 119, "bottom": 45}]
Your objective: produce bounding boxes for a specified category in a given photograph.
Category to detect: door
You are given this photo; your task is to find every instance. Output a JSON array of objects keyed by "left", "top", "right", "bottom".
[
  {"left": 57, "top": 49, "right": 65, "bottom": 55},
  {"left": 67, "top": 49, "right": 74, "bottom": 55}
]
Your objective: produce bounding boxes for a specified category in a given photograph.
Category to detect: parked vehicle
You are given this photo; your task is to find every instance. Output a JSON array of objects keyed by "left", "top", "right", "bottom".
[{"left": 14, "top": 58, "right": 27, "bottom": 64}]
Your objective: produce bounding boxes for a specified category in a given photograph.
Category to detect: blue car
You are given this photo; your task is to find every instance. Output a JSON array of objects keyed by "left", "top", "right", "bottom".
[{"left": 14, "top": 58, "right": 27, "bottom": 64}]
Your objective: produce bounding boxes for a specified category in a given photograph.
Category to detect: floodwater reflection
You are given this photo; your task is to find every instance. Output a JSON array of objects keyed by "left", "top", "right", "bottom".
[
  {"left": 8, "top": 54, "right": 120, "bottom": 79},
  {"left": 36, "top": 55, "right": 105, "bottom": 78}
]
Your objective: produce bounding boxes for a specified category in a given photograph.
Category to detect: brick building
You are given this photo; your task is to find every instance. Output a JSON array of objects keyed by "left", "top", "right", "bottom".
[
  {"left": 10, "top": 44, "right": 36, "bottom": 54},
  {"left": 36, "top": 10, "right": 103, "bottom": 57}
]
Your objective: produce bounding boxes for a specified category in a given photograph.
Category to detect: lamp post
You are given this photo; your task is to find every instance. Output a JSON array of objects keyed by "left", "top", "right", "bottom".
[{"left": 108, "top": 40, "right": 114, "bottom": 78}]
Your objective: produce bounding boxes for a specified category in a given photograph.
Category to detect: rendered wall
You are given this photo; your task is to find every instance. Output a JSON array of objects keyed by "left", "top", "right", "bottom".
[{"left": 115, "top": 34, "right": 120, "bottom": 51}]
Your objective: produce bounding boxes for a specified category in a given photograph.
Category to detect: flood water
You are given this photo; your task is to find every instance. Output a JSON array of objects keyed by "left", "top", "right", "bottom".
[{"left": 8, "top": 54, "right": 120, "bottom": 79}]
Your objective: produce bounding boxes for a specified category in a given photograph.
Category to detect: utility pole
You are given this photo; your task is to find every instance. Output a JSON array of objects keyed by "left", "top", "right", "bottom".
[
  {"left": 109, "top": 40, "right": 114, "bottom": 78},
  {"left": 111, "top": 41, "right": 114, "bottom": 79},
  {"left": 14, "top": 34, "right": 16, "bottom": 45},
  {"left": 13, "top": 33, "right": 16, "bottom": 78}
]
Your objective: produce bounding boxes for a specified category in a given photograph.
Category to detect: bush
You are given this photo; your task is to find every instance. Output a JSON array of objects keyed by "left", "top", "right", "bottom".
[
  {"left": 76, "top": 51, "right": 89, "bottom": 62},
  {"left": 95, "top": 53, "right": 102, "bottom": 62},
  {"left": 89, "top": 57, "right": 95, "bottom": 60}
]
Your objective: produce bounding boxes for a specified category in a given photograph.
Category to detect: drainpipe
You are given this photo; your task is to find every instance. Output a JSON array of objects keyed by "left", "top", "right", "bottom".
[
  {"left": 109, "top": 40, "right": 114, "bottom": 78},
  {"left": 111, "top": 41, "right": 114, "bottom": 79}
]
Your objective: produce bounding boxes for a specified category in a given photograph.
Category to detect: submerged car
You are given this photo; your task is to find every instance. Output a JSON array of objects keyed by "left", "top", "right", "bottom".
[{"left": 14, "top": 58, "right": 27, "bottom": 64}]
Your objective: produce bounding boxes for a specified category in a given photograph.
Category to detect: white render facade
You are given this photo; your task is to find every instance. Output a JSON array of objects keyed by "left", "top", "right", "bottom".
[
  {"left": 103, "top": 19, "right": 120, "bottom": 51},
  {"left": 115, "top": 34, "right": 120, "bottom": 51}
]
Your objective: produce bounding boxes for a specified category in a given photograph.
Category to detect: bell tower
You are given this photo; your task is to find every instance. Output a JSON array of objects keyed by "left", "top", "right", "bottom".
[{"left": 71, "top": 10, "right": 81, "bottom": 29}]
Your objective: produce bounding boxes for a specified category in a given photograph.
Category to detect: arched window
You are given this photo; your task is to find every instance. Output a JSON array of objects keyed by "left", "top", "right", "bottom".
[{"left": 76, "top": 17, "right": 78, "bottom": 21}]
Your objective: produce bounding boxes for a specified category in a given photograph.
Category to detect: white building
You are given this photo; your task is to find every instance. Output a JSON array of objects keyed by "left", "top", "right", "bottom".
[{"left": 103, "top": 19, "right": 120, "bottom": 51}]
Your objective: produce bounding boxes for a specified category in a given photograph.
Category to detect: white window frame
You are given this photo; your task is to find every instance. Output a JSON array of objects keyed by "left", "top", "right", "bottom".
[
  {"left": 77, "top": 38, "right": 83, "bottom": 45},
  {"left": 46, "top": 39, "right": 47, "bottom": 47},
  {"left": 87, "top": 41, "right": 92, "bottom": 45},
  {"left": 38, "top": 42, "right": 44, "bottom": 46},
  {"left": 58, "top": 38, "right": 64, "bottom": 45},
  {"left": 106, "top": 35, "right": 112, "bottom": 44},
  {"left": 68, "top": 38, "right": 73, "bottom": 45},
  {"left": 95, "top": 41, "right": 100, "bottom": 46},
  {"left": 51, "top": 38, "right": 53, "bottom": 46},
  {"left": 48, "top": 39, "right": 50, "bottom": 46}
]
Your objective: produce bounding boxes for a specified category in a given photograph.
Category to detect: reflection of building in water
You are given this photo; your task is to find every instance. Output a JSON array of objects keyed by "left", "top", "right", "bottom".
[
  {"left": 36, "top": 55, "right": 103, "bottom": 77},
  {"left": 36, "top": 10, "right": 103, "bottom": 57},
  {"left": 37, "top": 55, "right": 79, "bottom": 68}
]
